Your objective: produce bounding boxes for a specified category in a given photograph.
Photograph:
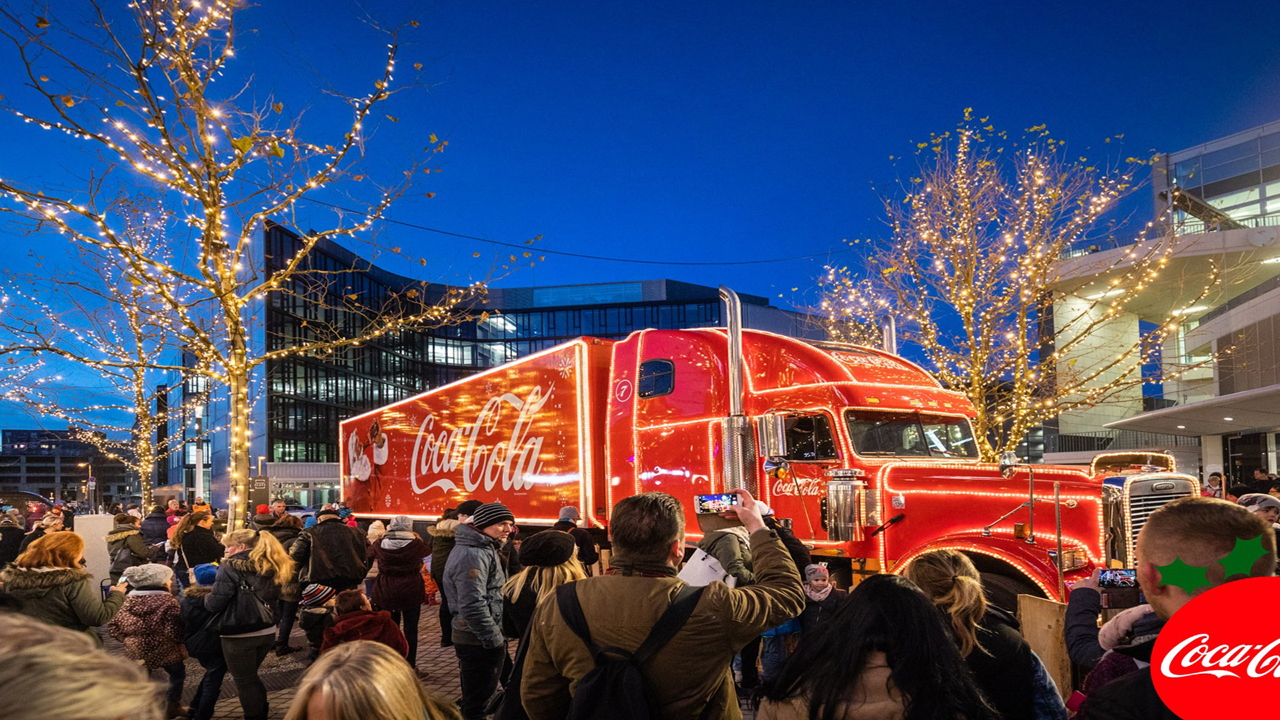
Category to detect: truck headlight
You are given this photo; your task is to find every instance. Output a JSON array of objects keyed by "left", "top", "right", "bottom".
[{"left": 1051, "top": 547, "right": 1088, "bottom": 572}]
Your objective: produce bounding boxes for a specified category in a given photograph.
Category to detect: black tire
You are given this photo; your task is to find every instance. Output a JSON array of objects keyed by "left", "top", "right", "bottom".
[{"left": 980, "top": 572, "right": 1041, "bottom": 614}]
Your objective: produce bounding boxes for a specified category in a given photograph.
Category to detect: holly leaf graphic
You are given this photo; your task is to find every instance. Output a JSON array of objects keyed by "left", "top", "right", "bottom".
[
  {"left": 1219, "top": 534, "right": 1270, "bottom": 579},
  {"left": 1155, "top": 557, "right": 1211, "bottom": 595}
]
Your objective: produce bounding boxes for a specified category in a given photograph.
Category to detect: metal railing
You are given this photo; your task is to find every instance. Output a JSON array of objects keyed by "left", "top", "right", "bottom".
[{"left": 1045, "top": 429, "right": 1200, "bottom": 454}]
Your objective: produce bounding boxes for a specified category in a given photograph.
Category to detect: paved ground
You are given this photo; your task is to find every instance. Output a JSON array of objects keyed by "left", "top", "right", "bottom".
[{"left": 102, "top": 601, "right": 755, "bottom": 719}]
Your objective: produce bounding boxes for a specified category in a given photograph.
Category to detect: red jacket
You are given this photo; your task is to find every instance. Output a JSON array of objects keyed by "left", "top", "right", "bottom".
[{"left": 320, "top": 609, "right": 409, "bottom": 658}]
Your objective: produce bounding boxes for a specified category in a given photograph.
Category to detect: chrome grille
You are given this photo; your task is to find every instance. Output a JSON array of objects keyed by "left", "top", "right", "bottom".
[
  {"left": 1129, "top": 495, "right": 1177, "bottom": 540},
  {"left": 1121, "top": 474, "right": 1200, "bottom": 567}
]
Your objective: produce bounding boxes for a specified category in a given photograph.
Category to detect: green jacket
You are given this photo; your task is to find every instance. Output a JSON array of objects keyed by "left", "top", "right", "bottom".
[
  {"left": 0, "top": 566, "right": 124, "bottom": 644},
  {"left": 106, "top": 525, "right": 153, "bottom": 581},
  {"left": 522, "top": 527, "right": 805, "bottom": 720}
]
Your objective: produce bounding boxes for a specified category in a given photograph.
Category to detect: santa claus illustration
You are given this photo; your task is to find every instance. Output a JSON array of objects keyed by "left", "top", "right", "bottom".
[{"left": 347, "top": 418, "right": 389, "bottom": 498}]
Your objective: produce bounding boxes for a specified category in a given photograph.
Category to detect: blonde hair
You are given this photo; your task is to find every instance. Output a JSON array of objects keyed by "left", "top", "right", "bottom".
[
  {"left": 283, "top": 640, "right": 460, "bottom": 720},
  {"left": 0, "top": 613, "right": 163, "bottom": 720},
  {"left": 223, "top": 528, "right": 295, "bottom": 585},
  {"left": 902, "top": 549, "right": 987, "bottom": 656},
  {"left": 172, "top": 511, "right": 211, "bottom": 549},
  {"left": 14, "top": 531, "right": 84, "bottom": 569},
  {"left": 502, "top": 557, "right": 587, "bottom": 605}
]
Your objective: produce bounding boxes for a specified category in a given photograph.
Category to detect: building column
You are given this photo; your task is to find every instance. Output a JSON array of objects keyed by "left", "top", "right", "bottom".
[{"left": 1200, "top": 435, "right": 1224, "bottom": 479}]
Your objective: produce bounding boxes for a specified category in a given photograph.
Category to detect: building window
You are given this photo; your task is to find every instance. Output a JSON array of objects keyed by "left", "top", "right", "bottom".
[{"left": 638, "top": 360, "right": 675, "bottom": 398}]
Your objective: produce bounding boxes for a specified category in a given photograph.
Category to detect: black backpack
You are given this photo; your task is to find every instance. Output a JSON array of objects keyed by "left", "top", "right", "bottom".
[{"left": 555, "top": 582, "right": 706, "bottom": 720}]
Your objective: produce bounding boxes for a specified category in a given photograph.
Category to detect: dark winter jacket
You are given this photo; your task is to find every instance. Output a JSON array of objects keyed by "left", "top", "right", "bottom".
[
  {"left": 428, "top": 519, "right": 459, "bottom": 586},
  {"left": 106, "top": 524, "right": 153, "bottom": 581},
  {"left": 1065, "top": 586, "right": 1106, "bottom": 668},
  {"left": 1077, "top": 638, "right": 1177, "bottom": 720},
  {"left": 263, "top": 524, "right": 301, "bottom": 552},
  {"left": 107, "top": 589, "right": 188, "bottom": 668},
  {"left": 799, "top": 587, "right": 848, "bottom": 635},
  {"left": 141, "top": 511, "right": 170, "bottom": 546},
  {"left": 765, "top": 516, "right": 812, "bottom": 573},
  {"left": 204, "top": 553, "right": 283, "bottom": 635},
  {"left": 443, "top": 523, "right": 507, "bottom": 648},
  {"left": 502, "top": 581, "right": 540, "bottom": 640},
  {"left": 965, "top": 608, "right": 1037, "bottom": 720},
  {"left": 174, "top": 526, "right": 223, "bottom": 575},
  {"left": 567, "top": 527, "right": 598, "bottom": 567},
  {"left": 16, "top": 526, "right": 47, "bottom": 554},
  {"left": 0, "top": 524, "right": 24, "bottom": 567},
  {"left": 180, "top": 585, "right": 222, "bottom": 659},
  {"left": 368, "top": 532, "right": 430, "bottom": 612},
  {"left": 0, "top": 565, "right": 124, "bottom": 643},
  {"left": 319, "top": 609, "right": 409, "bottom": 658},
  {"left": 698, "top": 527, "right": 754, "bottom": 585},
  {"left": 290, "top": 517, "right": 368, "bottom": 587}
]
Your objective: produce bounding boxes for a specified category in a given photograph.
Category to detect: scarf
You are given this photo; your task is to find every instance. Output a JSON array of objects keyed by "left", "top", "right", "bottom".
[
  {"left": 381, "top": 530, "right": 416, "bottom": 550},
  {"left": 607, "top": 555, "right": 678, "bottom": 578},
  {"left": 805, "top": 584, "right": 832, "bottom": 602}
]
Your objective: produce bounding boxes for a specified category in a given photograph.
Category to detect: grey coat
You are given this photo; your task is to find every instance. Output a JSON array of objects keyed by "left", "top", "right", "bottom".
[{"left": 443, "top": 523, "right": 507, "bottom": 648}]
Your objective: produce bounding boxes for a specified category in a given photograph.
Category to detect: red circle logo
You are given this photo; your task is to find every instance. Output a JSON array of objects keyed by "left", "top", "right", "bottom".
[{"left": 1153, "top": 576, "right": 1280, "bottom": 718}]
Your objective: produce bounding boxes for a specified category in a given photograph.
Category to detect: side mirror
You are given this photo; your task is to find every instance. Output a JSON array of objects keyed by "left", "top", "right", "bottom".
[
  {"left": 999, "top": 450, "right": 1020, "bottom": 478},
  {"left": 757, "top": 414, "right": 787, "bottom": 458}
]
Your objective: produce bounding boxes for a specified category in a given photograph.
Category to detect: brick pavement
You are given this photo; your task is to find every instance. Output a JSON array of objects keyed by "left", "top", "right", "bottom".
[{"left": 103, "top": 601, "right": 754, "bottom": 719}]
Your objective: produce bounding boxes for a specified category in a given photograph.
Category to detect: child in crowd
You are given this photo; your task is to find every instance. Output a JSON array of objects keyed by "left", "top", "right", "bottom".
[
  {"left": 298, "top": 583, "right": 338, "bottom": 662},
  {"left": 320, "top": 589, "right": 410, "bottom": 659},
  {"left": 181, "top": 563, "right": 228, "bottom": 720},
  {"left": 799, "top": 564, "right": 848, "bottom": 635},
  {"left": 107, "top": 563, "right": 188, "bottom": 719}
]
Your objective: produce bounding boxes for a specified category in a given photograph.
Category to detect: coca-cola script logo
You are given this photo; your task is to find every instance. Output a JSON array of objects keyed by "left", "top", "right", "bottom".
[
  {"left": 409, "top": 385, "right": 554, "bottom": 496},
  {"left": 1152, "top": 576, "right": 1280, "bottom": 718}
]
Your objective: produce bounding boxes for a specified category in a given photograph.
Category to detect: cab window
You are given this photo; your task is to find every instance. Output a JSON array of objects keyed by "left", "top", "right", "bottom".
[
  {"left": 638, "top": 359, "right": 675, "bottom": 398},
  {"left": 783, "top": 414, "right": 839, "bottom": 461}
]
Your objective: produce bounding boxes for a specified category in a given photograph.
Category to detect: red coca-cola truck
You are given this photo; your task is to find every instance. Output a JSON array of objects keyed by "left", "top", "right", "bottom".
[{"left": 340, "top": 289, "right": 1199, "bottom": 602}]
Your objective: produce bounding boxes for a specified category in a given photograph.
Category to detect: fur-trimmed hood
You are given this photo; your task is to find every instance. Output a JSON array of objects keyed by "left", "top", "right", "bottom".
[
  {"left": 0, "top": 566, "right": 91, "bottom": 591},
  {"left": 106, "top": 526, "right": 141, "bottom": 542},
  {"left": 182, "top": 584, "right": 213, "bottom": 599},
  {"left": 428, "top": 519, "right": 459, "bottom": 537}
]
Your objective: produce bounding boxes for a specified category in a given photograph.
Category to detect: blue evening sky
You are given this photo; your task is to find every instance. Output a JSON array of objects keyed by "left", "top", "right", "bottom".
[{"left": 2, "top": 0, "right": 1279, "bottom": 427}]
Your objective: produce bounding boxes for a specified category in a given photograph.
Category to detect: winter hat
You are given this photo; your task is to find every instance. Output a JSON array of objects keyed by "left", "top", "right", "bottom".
[
  {"left": 123, "top": 563, "right": 174, "bottom": 588},
  {"left": 519, "top": 530, "right": 576, "bottom": 568},
  {"left": 301, "top": 583, "right": 338, "bottom": 607},
  {"left": 804, "top": 564, "right": 829, "bottom": 583},
  {"left": 253, "top": 513, "right": 277, "bottom": 527},
  {"left": 470, "top": 502, "right": 515, "bottom": 530},
  {"left": 558, "top": 506, "right": 581, "bottom": 522},
  {"left": 1239, "top": 493, "right": 1280, "bottom": 513},
  {"left": 388, "top": 515, "right": 413, "bottom": 532},
  {"left": 255, "top": 504, "right": 271, "bottom": 515},
  {"left": 192, "top": 563, "right": 219, "bottom": 586},
  {"left": 456, "top": 500, "right": 484, "bottom": 519},
  {"left": 316, "top": 508, "right": 341, "bottom": 520}
]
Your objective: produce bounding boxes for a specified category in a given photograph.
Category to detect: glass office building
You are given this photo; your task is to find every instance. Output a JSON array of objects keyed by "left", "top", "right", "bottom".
[
  {"left": 1155, "top": 119, "right": 1280, "bottom": 233},
  {"left": 161, "top": 224, "right": 817, "bottom": 504}
]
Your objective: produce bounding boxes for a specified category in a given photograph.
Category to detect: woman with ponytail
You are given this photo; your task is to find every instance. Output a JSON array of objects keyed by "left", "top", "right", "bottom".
[
  {"left": 206, "top": 528, "right": 296, "bottom": 720},
  {"left": 904, "top": 550, "right": 1050, "bottom": 720}
]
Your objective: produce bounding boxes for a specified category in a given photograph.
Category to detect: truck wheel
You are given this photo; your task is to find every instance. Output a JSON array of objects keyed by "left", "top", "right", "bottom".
[{"left": 980, "top": 572, "right": 1041, "bottom": 614}]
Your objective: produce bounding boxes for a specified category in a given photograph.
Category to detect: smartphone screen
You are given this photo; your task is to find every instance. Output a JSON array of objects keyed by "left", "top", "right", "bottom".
[
  {"left": 1099, "top": 569, "right": 1138, "bottom": 588},
  {"left": 694, "top": 493, "right": 739, "bottom": 514}
]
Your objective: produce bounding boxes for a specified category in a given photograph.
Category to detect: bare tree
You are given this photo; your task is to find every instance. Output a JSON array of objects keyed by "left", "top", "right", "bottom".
[
  {"left": 820, "top": 112, "right": 1219, "bottom": 461},
  {"left": 0, "top": 1, "right": 487, "bottom": 525}
]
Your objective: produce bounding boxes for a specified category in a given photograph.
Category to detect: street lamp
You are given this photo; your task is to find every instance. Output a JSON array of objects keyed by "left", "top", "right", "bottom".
[{"left": 78, "top": 462, "right": 95, "bottom": 512}]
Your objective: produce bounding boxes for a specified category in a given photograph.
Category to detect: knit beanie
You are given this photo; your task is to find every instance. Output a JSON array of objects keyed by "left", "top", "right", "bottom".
[
  {"left": 123, "top": 563, "right": 174, "bottom": 588},
  {"left": 192, "top": 563, "right": 219, "bottom": 586},
  {"left": 558, "top": 506, "right": 581, "bottom": 522},
  {"left": 253, "top": 513, "right": 277, "bottom": 527},
  {"left": 388, "top": 515, "right": 413, "bottom": 532},
  {"left": 301, "top": 583, "right": 338, "bottom": 607},
  {"left": 518, "top": 530, "right": 576, "bottom": 568},
  {"left": 470, "top": 502, "right": 515, "bottom": 530},
  {"left": 255, "top": 504, "right": 271, "bottom": 515},
  {"left": 804, "top": 564, "right": 829, "bottom": 583},
  {"left": 456, "top": 500, "right": 484, "bottom": 519}
]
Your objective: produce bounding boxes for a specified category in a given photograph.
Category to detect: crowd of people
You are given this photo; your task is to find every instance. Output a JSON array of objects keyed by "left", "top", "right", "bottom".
[{"left": 0, "top": 486, "right": 1273, "bottom": 720}]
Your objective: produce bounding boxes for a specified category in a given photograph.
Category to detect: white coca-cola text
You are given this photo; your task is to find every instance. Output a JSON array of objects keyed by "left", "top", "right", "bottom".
[
  {"left": 409, "top": 385, "right": 553, "bottom": 495},
  {"left": 1160, "top": 633, "right": 1280, "bottom": 679}
]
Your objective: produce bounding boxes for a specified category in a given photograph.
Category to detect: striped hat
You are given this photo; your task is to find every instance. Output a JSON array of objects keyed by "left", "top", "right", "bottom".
[
  {"left": 470, "top": 502, "right": 515, "bottom": 530},
  {"left": 301, "top": 583, "right": 338, "bottom": 607}
]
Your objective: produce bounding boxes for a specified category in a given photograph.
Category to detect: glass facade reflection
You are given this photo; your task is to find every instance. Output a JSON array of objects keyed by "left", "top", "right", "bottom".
[{"left": 1156, "top": 120, "right": 1280, "bottom": 233}]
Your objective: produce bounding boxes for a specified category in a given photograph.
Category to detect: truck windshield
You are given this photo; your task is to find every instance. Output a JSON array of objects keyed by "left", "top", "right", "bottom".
[{"left": 844, "top": 410, "right": 979, "bottom": 458}]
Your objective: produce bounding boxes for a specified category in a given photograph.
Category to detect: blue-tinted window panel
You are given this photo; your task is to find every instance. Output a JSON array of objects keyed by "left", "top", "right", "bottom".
[
  {"left": 638, "top": 359, "right": 675, "bottom": 398},
  {"left": 1203, "top": 140, "right": 1259, "bottom": 170},
  {"left": 532, "top": 283, "right": 643, "bottom": 308}
]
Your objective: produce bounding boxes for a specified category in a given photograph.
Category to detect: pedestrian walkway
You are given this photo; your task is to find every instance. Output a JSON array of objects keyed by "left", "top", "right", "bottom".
[{"left": 103, "top": 602, "right": 754, "bottom": 719}]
